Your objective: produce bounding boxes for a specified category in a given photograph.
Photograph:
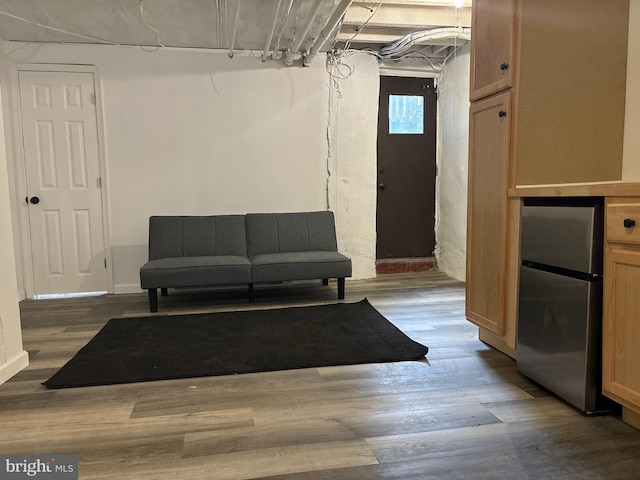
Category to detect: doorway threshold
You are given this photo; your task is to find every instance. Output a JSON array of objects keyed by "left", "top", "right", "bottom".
[
  {"left": 376, "top": 257, "right": 438, "bottom": 275},
  {"left": 34, "top": 291, "right": 107, "bottom": 300}
]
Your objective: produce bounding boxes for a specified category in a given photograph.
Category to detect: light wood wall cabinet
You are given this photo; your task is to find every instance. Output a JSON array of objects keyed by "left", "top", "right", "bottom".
[
  {"left": 603, "top": 198, "right": 640, "bottom": 429},
  {"left": 469, "top": 0, "right": 515, "bottom": 101},
  {"left": 512, "top": 0, "right": 628, "bottom": 186},
  {"left": 466, "top": 0, "right": 518, "bottom": 356},
  {"left": 466, "top": 0, "right": 629, "bottom": 358}
]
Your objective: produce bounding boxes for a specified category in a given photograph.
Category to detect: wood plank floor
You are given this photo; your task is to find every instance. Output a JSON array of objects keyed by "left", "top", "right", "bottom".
[{"left": 2, "top": 272, "right": 640, "bottom": 479}]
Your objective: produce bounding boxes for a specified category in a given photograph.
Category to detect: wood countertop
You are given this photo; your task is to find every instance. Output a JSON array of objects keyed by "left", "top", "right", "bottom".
[{"left": 508, "top": 182, "right": 640, "bottom": 198}]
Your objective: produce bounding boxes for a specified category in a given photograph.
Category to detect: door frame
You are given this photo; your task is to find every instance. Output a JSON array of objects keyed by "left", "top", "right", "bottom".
[
  {"left": 376, "top": 71, "right": 438, "bottom": 260},
  {"left": 8, "top": 64, "right": 113, "bottom": 298}
]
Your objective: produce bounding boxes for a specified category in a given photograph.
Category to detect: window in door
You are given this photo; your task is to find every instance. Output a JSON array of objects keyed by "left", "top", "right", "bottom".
[{"left": 388, "top": 94, "right": 424, "bottom": 134}]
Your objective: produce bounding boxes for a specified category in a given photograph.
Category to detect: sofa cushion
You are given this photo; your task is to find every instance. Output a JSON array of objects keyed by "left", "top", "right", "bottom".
[
  {"left": 148, "top": 215, "right": 247, "bottom": 260},
  {"left": 250, "top": 251, "right": 352, "bottom": 283},
  {"left": 246, "top": 211, "right": 339, "bottom": 256},
  {"left": 140, "top": 255, "right": 251, "bottom": 288}
]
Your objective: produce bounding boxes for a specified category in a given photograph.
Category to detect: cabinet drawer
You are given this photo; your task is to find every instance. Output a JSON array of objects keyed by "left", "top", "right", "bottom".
[{"left": 607, "top": 202, "right": 640, "bottom": 244}]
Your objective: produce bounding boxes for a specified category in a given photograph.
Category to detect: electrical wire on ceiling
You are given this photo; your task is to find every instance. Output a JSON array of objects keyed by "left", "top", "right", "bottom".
[
  {"left": 140, "top": 0, "right": 165, "bottom": 47},
  {"left": 392, "top": 48, "right": 443, "bottom": 71},
  {"left": 377, "top": 27, "right": 470, "bottom": 60},
  {"left": 328, "top": 50, "right": 355, "bottom": 81},
  {"left": 326, "top": 49, "right": 356, "bottom": 100},
  {"left": 32, "top": 1, "right": 62, "bottom": 30},
  {"left": 0, "top": 1, "right": 467, "bottom": 70},
  {"left": 324, "top": 0, "right": 382, "bottom": 79},
  {"left": 341, "top": 0, "right": 383, "bottom": 52}
]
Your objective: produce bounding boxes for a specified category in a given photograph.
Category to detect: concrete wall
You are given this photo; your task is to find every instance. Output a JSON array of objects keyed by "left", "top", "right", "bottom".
[
  {"left": 1, "top": 43, "right": 380, "bottom": 296},
  {"left": 328, "top": 53, "right": 379, "bottom": 280},
  {"left": 1, "top": 39, "right": 470, "bottom": 298},
  {"left": 435, "top": 46, "right": 470, "bottom": 282}
]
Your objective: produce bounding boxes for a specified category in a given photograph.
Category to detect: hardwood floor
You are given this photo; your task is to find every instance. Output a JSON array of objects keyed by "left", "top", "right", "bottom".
[{"left": 2, "top": 272, "right": 640, "bottom": 479}]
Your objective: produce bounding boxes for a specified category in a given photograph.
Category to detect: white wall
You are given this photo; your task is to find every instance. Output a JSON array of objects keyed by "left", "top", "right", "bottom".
[
  {"left": 1, "top": 43, "right": 380, "bottom": 294},
  {"left": 435, "top": 46, "right": 470, "bottom": 281},
  {"left": 0, "top": 81, "right": 29, "bottom": 384},
  {"left": 623, "top": 0, "right": 640, "bottom": 180},
  {"left": 328, "top": 53, "right": 379, "bottom": 280}
]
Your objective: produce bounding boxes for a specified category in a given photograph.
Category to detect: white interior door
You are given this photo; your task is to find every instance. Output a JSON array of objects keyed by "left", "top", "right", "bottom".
[{"left": 18, "top": 70, "right": 107, "bottom": 295}]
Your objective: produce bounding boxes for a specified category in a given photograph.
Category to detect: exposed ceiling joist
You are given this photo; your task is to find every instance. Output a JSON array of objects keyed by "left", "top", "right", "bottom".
[
  {"left": 335, "top": 1, "right": 471, "bottom": 57},
  {"left": 0, "top": 0, "right": 473, "bottom": 67},
  {"left": 342, "top": 3, "right": 470, "bottom": 30},
  {"left": 336, "top": 29, "right": 468, "bottom": 45}
]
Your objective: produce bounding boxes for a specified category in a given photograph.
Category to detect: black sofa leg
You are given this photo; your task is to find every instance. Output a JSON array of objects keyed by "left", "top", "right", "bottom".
[
  {"left": 148, "top": 288, "right": 158, "bottom": 313},
  {"left": 322, "top": 278, "right": 329, "bottom": 286},
  {"left": 161, "top": 288, "right": 168, "bottom": 296},
  {"left": 248, "top": 283, "right": 254, "bottom": 303},
  {"left": 337, "top": 278, "right": 345, "bottom": 300}
]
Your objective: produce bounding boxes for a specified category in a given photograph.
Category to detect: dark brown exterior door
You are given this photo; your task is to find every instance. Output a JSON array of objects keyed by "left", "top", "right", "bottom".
[{"left": 376, "top": 76, "right": 437, "bottom": 259}]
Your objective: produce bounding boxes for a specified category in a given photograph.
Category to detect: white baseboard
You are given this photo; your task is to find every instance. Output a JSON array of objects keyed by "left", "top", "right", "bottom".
[
  {"left": 0, "top": 350, "right": 29, "bottom": 385},
  {"left": 113, "top": 284, "right": 144, "bottom": 295}
]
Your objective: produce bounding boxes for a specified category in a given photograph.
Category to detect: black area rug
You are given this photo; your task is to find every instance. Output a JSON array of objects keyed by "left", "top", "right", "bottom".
[{"left": 43, "top": 298, "right": 428, "bottom": 389}]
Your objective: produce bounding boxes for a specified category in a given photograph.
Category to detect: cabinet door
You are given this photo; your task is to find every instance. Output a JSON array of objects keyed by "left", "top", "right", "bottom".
[
  {"left": 469, "top": 0, "right": 516, "bottom": 101},
  {"left": 466, "top": 92, "right": 511, "bottom": 335},
  {"left": 603, "top": 248, "right": 640, "bottom": 411}
]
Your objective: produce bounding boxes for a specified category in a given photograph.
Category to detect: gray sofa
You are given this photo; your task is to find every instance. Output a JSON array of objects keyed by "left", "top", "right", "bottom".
[{"left": 139, "top": 211, "right": 352, "bottom": 312}]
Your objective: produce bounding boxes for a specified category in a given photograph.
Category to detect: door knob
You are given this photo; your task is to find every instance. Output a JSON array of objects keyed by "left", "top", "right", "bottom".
[
  {"left": 378, "top": 183, "right": 386, "bottom": 191},
  {"left": 624, "top": 218, "right": 636, "bottom": 228},
  {"left": 28, "top": 196, "right": 40, "bottom": 205},
  {"left": 498, "top": 110, "right": 507, "bottom": 118},
  {"left": 500, "top": 63, "right": 509, "bottom": 70}
]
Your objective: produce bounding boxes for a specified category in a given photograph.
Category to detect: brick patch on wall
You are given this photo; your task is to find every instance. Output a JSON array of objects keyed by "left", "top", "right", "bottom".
[{"left": 376, "top": 257, "right": 438, "bottom": 275}]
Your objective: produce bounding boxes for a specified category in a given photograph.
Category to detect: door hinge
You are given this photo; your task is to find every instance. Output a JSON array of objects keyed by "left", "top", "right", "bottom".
[
  {"left": 97, "top": 177, "right": 102, "bottom": 188},
  {"left": 104, "top": 258, "right": 107, "bottom": 268},
  {"left": 90, "top": 93, "right": 97, "bottom": 105}
]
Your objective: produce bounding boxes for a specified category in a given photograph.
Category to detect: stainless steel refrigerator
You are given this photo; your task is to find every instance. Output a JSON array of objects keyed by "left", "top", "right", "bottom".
[{"left": 517, "top": 199, "right": 610, "bottom": 414}]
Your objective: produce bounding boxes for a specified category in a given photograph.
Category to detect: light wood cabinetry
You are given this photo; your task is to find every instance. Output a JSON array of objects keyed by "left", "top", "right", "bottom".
[
  {"left": 466, "top": 0, "right": 630, "bottom": 358},
  {"left": 469, "top": 0, "right": 515, "bottom": 101},
  {"left": 466, "top": 93, "right": 511, "bottom": 336},
  {"left": 466, "top": 0, "right": 518, "bottom": 355},
  {"left": 603, "top": 198, "right": 640, "bottom": 428},
  {"left": 512, "top": 0, "right": 628, "bottom": 186}
]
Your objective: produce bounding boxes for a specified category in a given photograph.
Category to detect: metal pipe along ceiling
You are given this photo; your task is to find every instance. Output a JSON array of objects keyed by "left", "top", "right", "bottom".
[
  {"left": 285, "top": 0, "right": 325, "bottom": 65},
  {"left": 228, "top": 0, "right": 241, "bottom": 58},
  {"left": 273, "top": 0, "right": 295, "bottom": 57},
  {"left": 262, "top": 0, "right": 283, "bottom": 61},
  {"left": 304, "top": 0, "right": 353, "bottom": 66}
]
